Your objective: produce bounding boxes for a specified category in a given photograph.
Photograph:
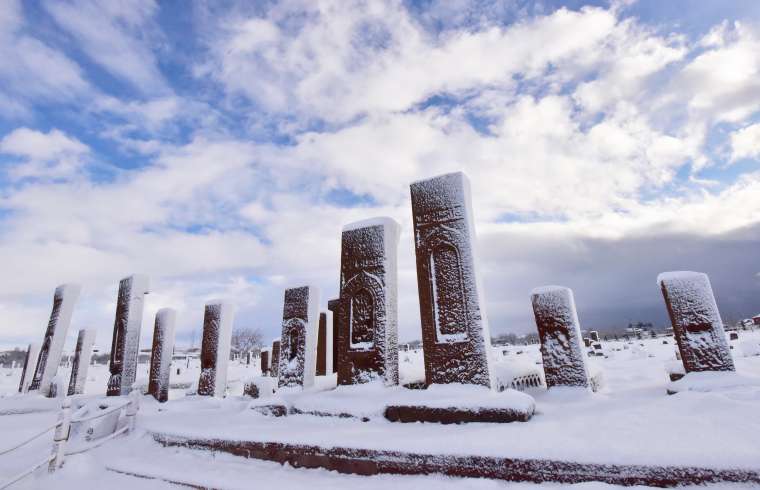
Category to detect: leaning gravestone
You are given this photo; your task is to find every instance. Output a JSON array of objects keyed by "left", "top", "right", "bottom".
[
  {"left": 410, "top": 172, "right": 493, "bottom": 387},
  {"left": 148, "top": 308, "right": 177, "bottom": 402},
  {"left": 198, "top": 302, "right": 235, "bottom": 397},
  {"left": 278, "top": 286, "right": 320, "bottom": 389},
  {"left": 337, "top": 218, "right": 400, "bottom": 385},
  {"left": 18, "top": 343, "right": 40, "bottom": 393},
  {"left": 327, "top": 299, "right": 340, "bottom": 374},
  {"left": 316, "top": 312, "right": 328, "bottom": 376},
  {"left": 658, "top": 272, "right": 735, "bottom": 372},
  {"left": 271, "top": 340, "right": 281, "bottom": 378},
  {"left": 67, "top": 329, "right": 96, "bottom": 395},
  {"left": 107, "top": 275, "right": 150, "bottom": 396},
  {"left": 30, "top": 284, "right": 82, "bottom": 396},
  {"left": 531, "top": 286, "right": 590, "bottom": 389}
]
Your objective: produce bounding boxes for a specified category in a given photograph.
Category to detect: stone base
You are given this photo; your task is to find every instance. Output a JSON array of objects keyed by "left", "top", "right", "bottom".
[
  {"left": 384, "top": 405, "right": 531, "bottom": 424},
  {"left": 151, "top": 432, "right": 760, "bottom": 487}
]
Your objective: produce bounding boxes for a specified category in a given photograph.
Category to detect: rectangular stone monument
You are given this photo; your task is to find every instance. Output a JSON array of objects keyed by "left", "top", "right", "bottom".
[
  {"left": 317, "top": 312, "right": 328, "bottom": 376},
  {"left": 327, "top": 299, "right": 340, "bottom": 374},
  {"left": 148, "top": 308, "right": 177, "bottom": 402},
  {"left": 410, "top": 172, "right": 493, "bottom": 387},
  {"left": 18, "top": 343, "right": 40, "bottom": 393},
  {"left": 271, "top": 340, "right": 280, "bottom": 378},
  {"left": 67, "top": 329, "right": 96, "bottom": 396},
  {"left": 278, "top": 286, "right": 319, "bottom": 389},
  {"left": 589, "top": 330, "right": 600, "bottom": 342},
  {"left": 198, "top": 302, "right": 235, "bottom": 397},
  {"left": 337, "top": 218, "right": 400, "bottom": 385},
  {"left": 107, "top": 275, "right": 150, "bottom": 396},
  {"left": 29, "top": 284, "right": 82, "bottom": 396},
  {"left": 531, "top": 286, "right": 590, "bottom": 389},
  {"left": 260, "top": 349, "right": 270, "bottom": 376},
  {"left": 658, "top": 272, "right": 735, "bottom": 372}
]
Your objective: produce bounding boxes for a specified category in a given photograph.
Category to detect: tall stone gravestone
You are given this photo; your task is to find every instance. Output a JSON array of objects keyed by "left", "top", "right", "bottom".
[
  {"left": 18, "top": 343, "right": 40, "bottom": 393},
  {"left": 327, "top": 299, "right": 340, "bottom": 374},
  {"left": 260, "top": 349, "right": 270, "bottom": 376},
  {"left": 271, "top": 340, "right": 280, "bottom": 378},
  {"left": 107, "top": 275, "right": 150, "bottom": 396},
  {"left": 198, "top": 302, "right": 235, "bottom": 397},
  {"left": 67, "top": 329, "right": 96, "bottom": 395},
  {"left": 659, "top": 272, "right": 735, "bottom": 372},
  {"left": 531, "top": 286, "right": 590, "bottom": 388},
  {"left": 278, "top": 286, "right": 319, "bottom": 389},
  {"left": 148, "top": 308, "right": 176, "bottom": 402},
  {"left": 337, "top": 218, "right": 400, "bottom": 385},
  {"left": 316, "top": 312, "right": 328, "bottom": 376},
  {"left": 410, "top": 172, "right": 493, "bottom": 387},
  {"left": 30, "top": 284, "right": 82, "bottom": 396}
]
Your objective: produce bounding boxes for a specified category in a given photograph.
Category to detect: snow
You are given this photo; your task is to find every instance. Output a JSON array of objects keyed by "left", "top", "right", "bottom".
[
  {"left": 148, "top": 308, "right": 176, "bottom": 401},
  {"left": 108, "top": 275, "right": 150, "bottom": 396},
  {"left": 278, "top": 286, "right": 320, "bottom": 389},
  {"left": 67, "top": 329, "right": 96, "bottom": 396},
  {"left": 342, "top": 217, "right": 400, "bottom": 233},
  {"left": 18, "top": 343, "right": 40, "bottom": 394},
  {"left": 198, "top": 301, "right": 234, "bottom": 398}
]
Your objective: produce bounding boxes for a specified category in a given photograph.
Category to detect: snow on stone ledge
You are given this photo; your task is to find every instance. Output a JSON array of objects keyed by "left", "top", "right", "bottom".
[
  {"left": 530, "top": 285, "right": 571, "bottom": 296},
  {"left": 656, "top": 271, "right": 706, "bottom": 285},
  {"left": 342, "top": 216, "right": 400, "bottom": 233},
  {"left": 204, "top": 299, "right": 236, "bottom": 311},
  {"left": 667, "top": 370, "right": 760, "bottom": 393}
]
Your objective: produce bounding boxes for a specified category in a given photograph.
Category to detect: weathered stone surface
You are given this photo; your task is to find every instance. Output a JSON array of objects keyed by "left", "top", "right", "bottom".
[
  {"left": 589, "top": 331, "right": 600, "bottom": 342},
  {"left": 30, "top": 284, "right": 81, "bottom": 396},
  {"left": 316, "top": 312, "right": 327, "bottom": 376},
  {"left": 271, "top": 340, "right": 281, "bottom": 378},
  {"left": 260, "top": 349, "right": 270, "bottom": 376},
  {"left": 410, "top": 172, "right": 492, "bottom": 387},
  {"left": 148, "top": 308, "right": 176, "bottom": 402},
  {"left": 337, "top": 218, "right": 400, "bottom": 386},
  {"left": 198, "top": 302, "right": 235, "bottom": 397},
  {"left": 18, "top": 343, "right": 40, "bottom": 393},
  {"left": 67, "top": 329, "right": 96, "bottom": 396},
  {"left": 659, "top": 272, "right": 735, "bottom": 372},
  {"left": 531, "top": 286, "right": 590, "bottom": 389},
  {"left": 278, "top": 286, "right": 320, "bottom": 389},
  {"left": 327, "top": 299, "right": 340, "bottom": 374},
  {"left": 107, "top": 275, "right": 150, "bottom": 396}
]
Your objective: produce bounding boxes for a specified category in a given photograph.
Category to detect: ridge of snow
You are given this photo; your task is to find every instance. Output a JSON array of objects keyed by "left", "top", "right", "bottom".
[{"left": 342, "top": 216, "right": 400, "bottom": 233}]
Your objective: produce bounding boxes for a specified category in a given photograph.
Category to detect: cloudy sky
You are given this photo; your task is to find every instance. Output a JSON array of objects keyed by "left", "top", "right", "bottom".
[{"left": 1, "top": 0, "right": 759, "bottom": 351}]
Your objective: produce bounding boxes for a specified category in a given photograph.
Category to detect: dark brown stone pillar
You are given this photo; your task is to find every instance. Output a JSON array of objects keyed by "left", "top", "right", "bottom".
[
  {"left": 107, "top": 275, "right": 150, "bottom": 396},
  {"left": 317, "top": 312, "right": 327, "bottom": 376},
  {"left": 260, "top": 349, "right": 270, "bottom": 376},
  {"left": 337, "top": 218, "right": 400, "bottom": 386},
  {"left": 198, "top": 302, "right": 235, "bottom": 397},
  {"left": 67, "top": 329, "right": 96, "bottom": 396},
  {"left": 659, "top": 272, "right": 735, "bottom": 372},
  {"left": 271, "top": 340, "right": 280, "bottom": 378},
  {"left": 327, "top": 299, "right": 340, "bottom": 374},
  {"left": 278, "top": 286, "right": 320, "bottom": 388},
  {"left": 148, "top": 308, "right": 176, "bottom": 402},
  {"left": 18, "top": 343, "right": 40, "bottom": 393},
  {"left": 410, "top": 172, "right": 492, "bottom": 387},
  {"left": 531, "top": 286, "right": 590, "bottom": 388}
]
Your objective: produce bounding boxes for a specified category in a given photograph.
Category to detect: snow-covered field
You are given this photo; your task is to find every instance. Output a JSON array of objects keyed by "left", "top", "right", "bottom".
[{"left": 2, "top": 332, "right": 759, "bottom": 489}]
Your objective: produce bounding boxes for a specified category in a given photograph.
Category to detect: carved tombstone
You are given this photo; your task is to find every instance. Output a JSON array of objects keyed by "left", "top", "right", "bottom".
[
  {"left": 589, "top": 330, "right": 600, "bottom": 342},
  {"left": 327, "top": 299, "right": 340, "bottom": 374},
  {"left": 148, "top": 308, "right": 176, "bottom": 402},
  {"left": 197, "top": 302, "right": 235, "bottom": 397},
  {"left": 67, "top": 329, "right": 96, "bottom": 395},
  {"left": 531, "top": 286, "right": 590, "bottom": 388},
  {"left": 316, "top": 312, "right": 328, "bottom": 376},
  {"left": 18, "top": 343, "right": 40, "bottom": 393},
  {"left": 260, "top": 349, "right": 270, "bottom": 376},
  {"left": 278, "top": 286, "right": 320, "bottom": 389},
  {"left": 271, "top": 340, "right": 281, "bottom": 378},
  {"left": 410, "top": 172, "right": 493, "bottom": 387},
  {"left": 659, "top": 272, "right": 735, "bottom": 372},
  {"left": 107, "top": 275, "right": 150, "bottom": 396},
  {"left": 337, "top": 218, "right": 400, "bottom": 385},
  {"left": 30, "top": 284, "right": 82, "bottom": 396}
]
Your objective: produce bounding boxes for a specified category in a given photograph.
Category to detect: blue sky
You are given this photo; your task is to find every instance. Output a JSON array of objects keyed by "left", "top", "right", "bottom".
[{"left": 1, "top": 0, "right": 759, "bottom": 350}]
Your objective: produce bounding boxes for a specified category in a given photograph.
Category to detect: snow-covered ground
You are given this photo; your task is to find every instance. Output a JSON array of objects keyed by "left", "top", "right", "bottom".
[{"left": 1, "top": 331, "right": 759, "bottom": 489}]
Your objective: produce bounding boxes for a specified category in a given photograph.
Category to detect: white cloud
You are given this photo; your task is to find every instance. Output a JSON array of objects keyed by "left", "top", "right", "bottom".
[
  {"left": 730, "top": 123, "right": 760, "bottom": 161},
  {"left": 0, "top": 128, "right": 90, "bottom": 180}
]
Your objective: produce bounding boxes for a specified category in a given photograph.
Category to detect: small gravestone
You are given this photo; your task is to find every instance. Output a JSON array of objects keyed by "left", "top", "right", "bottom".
[
  {"left": 327, "top": 299, "right": 340, "bottom": 374},
  {"left": 278, "top": 286, "right": 320, "bottom": 389},
  {"left": 658, "top": 272, "right": 734, "bottom": 372},
  {"left": 30, "top": 284, "right": 82, "bottom": 396},
  {"left": 198, "top": 302, "right": 235, "bottom": 397},
  {"left": 18, "top": 343, "right": 40, "bottom": 393},
  {"left": 316, "top": 312, "right": 329, "bottom": 376},
  {"left": 107, "top": 275, "right": 150, "bottom": 396},
  {"left": 148, "top": 308, "right": 176, "bottom": 402},
  {"left": 589, "top": 331, "right": 600, "bottom": 342},
  {"left": 260, "top": 349, "right": 270, "bottom": 376},
  {"left": 531, "top": 286, "right": 590, "bottom": 388},
  {"left": 410, "top": 172, "right": 492, "bottom": 387},
  {"left": 271, "top": 340, "right": 281, "bottom": 378},
  {"left": 67, "top": 329, "right": 96, "bottom": 396},
  {"left": 337, "top": 218, "right": 400, "bottom": 385},
  {"left": 729, "top": 332, "right": 739, "bottom": 341}
]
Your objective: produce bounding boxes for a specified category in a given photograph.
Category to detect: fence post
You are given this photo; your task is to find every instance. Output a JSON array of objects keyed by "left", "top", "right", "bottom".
[
  {"left": 126, "top": 388, "right": 140, "bottom": 433},
  {"left": 49, "top": 398, "right": 71, "bottom": 472}
]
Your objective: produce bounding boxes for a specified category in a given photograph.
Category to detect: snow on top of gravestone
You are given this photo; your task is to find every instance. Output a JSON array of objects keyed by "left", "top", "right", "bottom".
[
  {"left": 156, "top": 307, "right": 177, "bottom": 322},
  {"left": 657, "top": 271, "right": 706, "bottom": 285},
  {"left": 342, "top": 216, "right": 400, "bottom": 233},
  {"left": 530, "top": 285, "right": 571, "bottom": 296},
  {"left": 204, "top": 299, "right": 235, "bottom": 311},
  {"left": 410, "top": 170, "right": 467, "bottom": 186},
  {"left": 56, "top": 283, "right": 82, "bottom": 299},
  {"left": 123, "top": 274, "right": 150, "bottom": 293}
]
